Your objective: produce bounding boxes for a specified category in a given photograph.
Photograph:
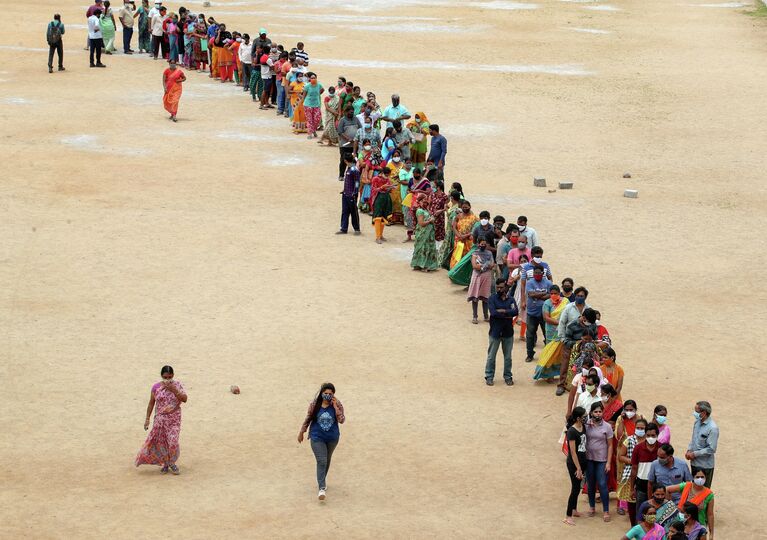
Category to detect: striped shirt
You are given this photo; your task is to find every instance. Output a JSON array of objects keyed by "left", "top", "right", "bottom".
[{"left": 294, "top": 49, "right": 309, "bottom": 64}]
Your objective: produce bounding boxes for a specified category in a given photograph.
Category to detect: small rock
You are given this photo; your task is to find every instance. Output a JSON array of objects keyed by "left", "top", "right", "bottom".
[
  {"left": 623, "top": 173, "right": 632, "bottom": 179},
  {"left": 202, "top": 0, "right": 211, "bottom": 6},
  {"left": 547, "top": 189, "right": 557, "bottom": 193},
  {"left": 533, "top": 177, "right": 546, "bottom": 187},
  {"left": 624, "top": 189, "right": 639, "bottom": 199},
  {"left": 558, "top": 182, "right": 573, "bottom": 190},
  {"left": 230, "top": 385, "right": 240, "bottom": 394}
]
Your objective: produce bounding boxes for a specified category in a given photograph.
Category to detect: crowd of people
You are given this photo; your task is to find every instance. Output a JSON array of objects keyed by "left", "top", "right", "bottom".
[{"left": 55, "top": 2, "right": 723, "bottom": 533}]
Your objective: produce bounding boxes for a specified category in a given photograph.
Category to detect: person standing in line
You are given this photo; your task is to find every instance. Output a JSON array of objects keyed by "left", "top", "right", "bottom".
[
  {"left": 85, "top": 0, "right": 104, "bottom": 50},
  {"left": 555, "top": 286, "right": 591, "bottom": 395},
  {"left": 647, "top": 443, "right": 692, "bottom": 504},
  {"left": 564, "top": 406, "right": 587, "bottom": 526},
  {"left": 163, "top": 58, "right": 186, "bottom": 122},
  {"left": 485, "top": 278, "right": 518, "bottom": 386},
  {"left": 118, "top": 0, "right": 136, "bottom": 54},
  {"left": 302, "top": 73, "right": 324, "bottom": 139},
  {"left": 46, "top": 14, "right": 65, "bottom": 73},
  {"left": 136, "top": 0, "right": 151, "bottom": 54},
  {"left": 665, "top": 469, "right": 715, "bottom": 538},
  {"left": 517, "top": 215, "right": 540, "bottom": 248},
  {"left": 99, "top": 1, "right": 117, "bottom": 54},
  {"left": 630, "top": 422, "right": 660, "bottom": 516},
  {"left": 585, "top": 401, "right": 613, "bottom": 522},
  {"left": 150, "top": 6, "right": 166, "bottom": 59},
  {"left": 88, "top": 8, "right": 106, "bottom": 67},
  {"left": 524, "top": 266, "right": 552, "bottom": 362},
  {"left": 467, "top": 237, "right": 496, "bottom": 324},
  {"left": 685, "top": 400, "right": 719, "bottom": 488},
  {"left": 427, "top": 124, "right": 447, "bottom": 180},
  {"left": 337, "top": 106, "right": 362, "bottom": 180},
  {"left": 135, "top": 365, "right": 187, "bottom": 474},
  {"left": 336, "top": 155, "right": 360, "bottom": 235},
  {"left": 297, "top": 383, "right": 345, "bottom": 501},
  {"left": 410, "top": 193, "right": 441, "bottom": 272}
]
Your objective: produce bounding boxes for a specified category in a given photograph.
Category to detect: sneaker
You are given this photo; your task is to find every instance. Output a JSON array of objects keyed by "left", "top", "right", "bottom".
[
  {"left": 485, "top": 378, "right": 494, "bottom": 386},
  {"left": 353, "top": 231, "right": 361, "bottom": 235},
  {"left": 58, "top": 66, "right": 65, "bottom": 71},
  {"left": 335, "top": 230, "right": 347, "bottom": 235},
  {"left": 555, "top": 386, "right": 566, "bottom": 396},
  {"left": 471, "top": 317, "right": 478, "bottom": 325},
  {"left": 160, "top": 465, "right": 169, "bottom": 474},
  {"left": 318, "top": 489, "right": 326, "bottom": 501},
  {"left": 169, "top": 465, "right": 180, "bottom": 475},
  {"left": 505, "top": 378, "right": 514, "bottom": 386}
]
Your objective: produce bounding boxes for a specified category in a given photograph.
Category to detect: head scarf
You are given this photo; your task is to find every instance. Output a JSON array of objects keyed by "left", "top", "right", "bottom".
[{"left": 408, "top": 111, "right": 429, "bottom": 129}]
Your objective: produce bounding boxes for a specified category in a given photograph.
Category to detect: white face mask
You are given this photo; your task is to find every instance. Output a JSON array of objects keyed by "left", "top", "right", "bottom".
[
  {"left": 693, "top": 477, "right": 706, "bottom": 486},
  {"left": 532, "top": 257, "right": 542, "bottom": 264},
  {"left": 392, "top": 157, "right": 401, "bottom": 163},
  {"left": 518, "top": 243, "right": 527, "bottom": 250},
  {"left": 480, "top": 219, "right": 489, "bottom": 226},
  {"left": 236, "top": 37, "right": 242, "bottom": 43},
  {"left": 624, "top": 410, "right": 636, "bottom": 419},
  {"left": 646, "top": 436, "right": 658, "bottom": 445},
  {"left": 363, "top": 145, "right": 372, "bottom": 151}
]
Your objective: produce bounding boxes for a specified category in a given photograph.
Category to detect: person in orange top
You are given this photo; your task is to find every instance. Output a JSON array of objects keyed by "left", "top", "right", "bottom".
[
  {"left": 162, "top": 59, "right": 186, "bottom": 121},
  {"left": 666, "top": 470, "right": 715, "bottom": 538},
  {"left": 600, "top": 347, "right": 624, "bottom": 400}
]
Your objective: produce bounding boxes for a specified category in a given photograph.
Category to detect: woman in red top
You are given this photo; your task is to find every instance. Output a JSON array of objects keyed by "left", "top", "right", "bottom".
[{"left": 162, "top": 59, "right": 186, "bottom": 121}]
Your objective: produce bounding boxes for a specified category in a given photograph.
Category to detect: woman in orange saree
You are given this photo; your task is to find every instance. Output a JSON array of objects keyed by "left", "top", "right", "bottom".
[{"left": 163, "top": 59, "right": 186, "bottom": 121}]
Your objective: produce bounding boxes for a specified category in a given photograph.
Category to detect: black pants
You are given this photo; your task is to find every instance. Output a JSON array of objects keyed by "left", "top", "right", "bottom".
[
  {"left": 269, "top": 75, "right": 277, "bottom": 103},
  {"left": 242, "top": 63, "right": 252, "bottom": 90},
  {"left": 340, "top": 195, "right": 360, "bottom": 232},
  {"left": 566, "top": 460, "right": 581, "bottom": 517},
  {"left": 48, "top": 42, "right": 63, "bottom": 69},
  {"left": 123, "top": 26, "right": 133, "bottom": 52},
  {"left": 339, "top": 146, "right": 353, "bottom": 179},
  {"left": 152, "top": 35, "right": 168, "bottom": 59},
  {"left": 526, "top": 313, "right": 546, "bottom": 358},
  {"left": 89, "top": 38, "right": 103, "bottom": 65}
]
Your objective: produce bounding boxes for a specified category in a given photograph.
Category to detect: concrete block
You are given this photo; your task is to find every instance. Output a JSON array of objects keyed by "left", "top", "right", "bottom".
[
  {"left": 533, "top": 177, "right": 546, "bottom": 187},
  {"left": 624, "top": 189, "right": 639, "bottom": 199},
  {"left": 558, "top": 182, "right": 573, "bottom": 190}
]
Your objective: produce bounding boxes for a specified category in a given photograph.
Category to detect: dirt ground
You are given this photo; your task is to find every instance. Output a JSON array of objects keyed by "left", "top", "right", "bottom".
[{"left": 2, "top": 0, "right": 765, "bottom": 538}]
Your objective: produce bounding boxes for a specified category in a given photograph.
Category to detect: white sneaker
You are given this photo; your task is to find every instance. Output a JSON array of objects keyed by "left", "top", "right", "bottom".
[{"left": 318, "top": 489, "right": 326, "bottom": 501}]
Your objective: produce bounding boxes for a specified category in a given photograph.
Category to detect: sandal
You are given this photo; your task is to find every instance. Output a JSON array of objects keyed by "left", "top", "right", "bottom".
[
  {"left": 603, "top": 513, "right": 610, "bottom": 522},
  {"left": 170, "top": 465, "right": 180, "bottom": 475},
  {"left": 563, "top": 518, "right": 575, "bottom": 526},
  {"left": 587, "top": 509, "right": 596, "bottom": 518},
  {"left": 160, "top": 465, "right": 169, "bottom": 474}
]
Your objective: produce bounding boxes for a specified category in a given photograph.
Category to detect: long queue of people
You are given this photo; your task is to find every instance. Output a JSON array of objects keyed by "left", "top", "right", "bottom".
[{"left": 54, "top": 3, "right": 724, "bottom": 532}]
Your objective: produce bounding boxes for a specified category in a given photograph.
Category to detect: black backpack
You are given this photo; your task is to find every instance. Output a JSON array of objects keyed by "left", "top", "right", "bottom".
[{"left": 49, "top": 23, "right": 62, "bottom": 45}]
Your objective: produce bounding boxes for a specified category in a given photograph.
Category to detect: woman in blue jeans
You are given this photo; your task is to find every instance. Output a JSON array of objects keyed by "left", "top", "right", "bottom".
[
  {"left": 298, "top": 382, "right": 345, "bottom": 501},
  {"left": 585, "top": 401, "right": 613, "bottom": 522}
]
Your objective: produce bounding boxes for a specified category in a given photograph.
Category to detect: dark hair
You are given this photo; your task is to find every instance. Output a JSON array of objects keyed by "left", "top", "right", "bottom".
[
  {"left": 568, "top": 406, "right": 586, "bottom": 427},
  {"left": 582, "top": 357, "right": 595, "bottom": 369},
  {"left": 451, "top": 182, "right": 464, "bottom": 196},
  {"left": 54, "top": 13, "right": 61, "bottom": 20},
  {"left": 562, "top": 277, "right": 574, "bottom": 287},
  {"left": 531, "top": 246, "right": 543, "bottom": 257},
  {"left": 518, "top": 215, "right": 528, "bottom": 223},
  {"left": 635, "top": 417, "right": 648, "bottom": 428},
  {"left": 659, "top": 443, "right": 674, "bottom": 456},
  {"left": 605, "top": 347, "right": 616, "bottom": 361},
  {"left": 493, "top": 215, "right": 505, "bottom": 224},
  {"left": 519, "top": 254, "right": 529, "bottom": 263},
  {"left": 449, "top": 190, "right": 462, "bottom": 202},
  {"left": 601, "top": 383, "right": 617, "bottom": 397},
  {"left": 393, "top": 120, "right": 402, "bottom": 130},
  {"left": 496, "top": 278, "right": 507, "bottom": 286},
  {"left": 505, "top": 223, "right": 519, "bottom": 234},
  {"left": 479, "top": 210, "right": 491, "bottom": 219},
  {"left": 654, "top": 404, "right": 667, "bottom": 415},
  {"left": 460, "top": 199, "right": 471, "bottom": 208},
  {"left": 353, "top": 85, "right": 361, "bottom": 91},
  {"left": 160, "top": 365, "right": 174, "bottom": 376},
  {"left": 338, "top": 76, "right": 346, "bottom": 83},
  {"left": 297, "top": 41, "right": 304, "bottom": 47},
  {"left": 429, "top": 124, "right": 440, "bottom": 132},
  {"left": 346, "top": 80, "right": 354, "bottom": 87},
  {"left": 549, "top": 284, "right": 561, "bottom": 294},
  {"left": 309, "top": 382, "right": 336, "bottom": 423},
  {"left": 589, "top": 401, "right": 603, "bottom": 413},
  {"left": 243, "top": 33, "right": 249, "bottom": 39},
  {"left": 624, "top": 399, "right": 637, "bottom": 410},
  {"left": 94, "top": 8, "right": 102, "bottom": 15},
  {"left": 683, "top": 502, "right": 700, "bottom": 522},
  {"left": 104, "top": 0, "right": 110, "bottom": 7},
  {"left": 574, "top": 286, "right": 589, "bottom": 298},
  {"left": 435, "top": 180, "right": 444, "bottom": 191},
  {"left": 533, "top": 266, "right": 544, "bottom": 274},
  {"left": 583, "top": 308, "right": 597, "bottom": 324},
  {"left": 384, "top": 126, "right": 395, "bottom": 139},
  {"left": 645, "top": 422, "right": 659, "bottom": 435},
  {"left": 587, "top": 374, "right": 600, "bottom": 386}
]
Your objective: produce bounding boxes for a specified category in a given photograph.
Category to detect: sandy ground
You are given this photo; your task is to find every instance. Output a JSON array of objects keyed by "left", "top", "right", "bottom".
[{"left": 2, "top": 0, "right": 766, "bottom": 538}]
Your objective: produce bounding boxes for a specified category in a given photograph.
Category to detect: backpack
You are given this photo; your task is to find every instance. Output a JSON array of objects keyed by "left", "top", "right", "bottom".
[{"left": 49, "top": 22, "right": 62, "bottom": 45}]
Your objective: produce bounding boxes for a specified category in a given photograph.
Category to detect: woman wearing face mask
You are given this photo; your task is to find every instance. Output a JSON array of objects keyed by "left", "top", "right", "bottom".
[
  {"left": 289, "top": 72, "right": 306, "bottom": 133},
  {"left": 357, "top": 142, "right": 378, "bottom": 213},
  {"left": 599, "top": 347, "right": 623, "bottom": 400},
  {"left": 162, "top": 59, "right": 186, "bottom": 122},
  {"left": 630, "top": 423, "right": 660, "bottom": 521},
  {"left": 370, "top": 167, "right": 393, "bottom": 244},
  {"left": 429, "top": 180, "right": 448, "bottom": 249},
  {"left": 620, "top": 508, "right": 666, "bottom": 540},
  {"left": 297, "top": 383, "right": 345, "bottom": 501},
  {"left": 215, "top": 25, "right": 234, "bottom": 82},
  {"left": 585, "top": 401, "right": 613, "bottom": 522},
  {"left": 594, "top": 310, "right": 611, "bottom": 344},
  {"left": 618, "top": 415, "right": 645, "bottom": 523},
  {"left": 385, "top": 149, "right": 405, "bottom": 225},
  {"left": 135, "top": 365, "right": 188, "bottom": 474},
  {"left": 318, "top": 86, "right": 340, "bottom": 146},
  {"left": 563, "top": 406, "right": 587, "bottom": 526},
  {"left": 381, "top": 126, "right": 397, "bottom": 162},
  {"left": 192, "top": 14, "right": 208, "bottom": 72},
  {"left": 466, "top": 238, "right": 496, "bottom": 324},
  {"left": 448, "top": 200, "right": 478, "bottom": 269},
  {"left": 571, "top": 373, "right": 603, "bottom": 418},
  {"left": 535, "top": 284, "right": 570, "bottom": 382},
  {"left": 410, "top": 193, "right": 441, "bottom": 272},
  {"left": 673, "top": 502, "right": 709, "bottom": 539},
  {"left": 666, "top": 471, "right": 714, "bottom": 538},
  {"left": 652, "top": 405, "right": 671, "bottom": 444},
  {"left": 561, "top": 277, "right": 575, "bottom": 302},
  {"left": 438, "top": 190, "right": 463, "bottom": 268},
  {"left": 407, "top": 111, "right": 430, "bottom": 171},
  {"left": 302, "top": 73, "right": 324, "bottom": 139}
]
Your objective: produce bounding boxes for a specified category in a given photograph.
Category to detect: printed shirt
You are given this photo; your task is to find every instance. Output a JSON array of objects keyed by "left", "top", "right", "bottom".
[{"left": 300, "top": 399, "right": 345, "bottom": 435}]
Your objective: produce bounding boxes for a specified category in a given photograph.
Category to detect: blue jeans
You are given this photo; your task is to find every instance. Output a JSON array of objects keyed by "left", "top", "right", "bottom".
[
  {"left": 586, "top": 460, "right": 609, "bottom": 512},
  {"left": 277, "top": 84, "right": 286, "bottom": 113},
  {"left": 169, "top": 34, "right": 178, "bottom": 62},
  {"left": 485, "top": 335, "right": 513, "bottom": 381},
  {"left": 123, "top": 26, "right": 133, "bottom": 52}
]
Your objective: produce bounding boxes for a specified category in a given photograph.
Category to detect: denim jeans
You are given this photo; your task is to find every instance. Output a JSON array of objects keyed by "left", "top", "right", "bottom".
[
  {"left": 485, "top": 335, "right": 513, "bottom": 381},
  {"left": 169, "top": 34, "right": 178, "bottom": 62},
  {"left": 123, "top": 26, "right": 133, "bottom": 52},
  {"left": 277, "top": 83, "right": 286, "bottom": 113},
  {"left": 586, "top": 459, "right": 609, "bottom": 512},
  {"left": 310, "top": 439, "right": 338, "bottom": 490}
]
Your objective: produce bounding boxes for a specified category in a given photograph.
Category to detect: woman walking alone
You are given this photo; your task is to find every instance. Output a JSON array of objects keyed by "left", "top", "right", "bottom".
[
  {"left": 135, "top": 365, "right": 187, "bottom": 474},
  {"left": 163, "top": 59, "right": 186, "bottom": 121},
  {"left": 298, "top": 383, "right": 345, "bottom": 501}
]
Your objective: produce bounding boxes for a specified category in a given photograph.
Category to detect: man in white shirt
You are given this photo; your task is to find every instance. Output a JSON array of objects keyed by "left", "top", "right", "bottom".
[
  {"left": 148, "top": 0, "right": 161, "bottom": 19},
  {"left": 517, "top": 215, "right": 540, "bottom": 247},
  {"left": 238, "top": 33, "right": 252, "bottom": 92},
  {"left": 87, "top": 9, "right": 106, "bottom": 67},
  {"left": 150, "top": 6, "right": 167, "bottom": 60}
]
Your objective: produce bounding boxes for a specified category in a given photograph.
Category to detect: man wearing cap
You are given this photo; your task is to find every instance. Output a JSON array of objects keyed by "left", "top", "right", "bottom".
[
  {"left": 381, "top": 94, "right": 411, "bottom": 129},
  {"left": 118, "top": 0, "right": 136, "bottom": 54},
  {"left": 150, "top": 6, "right": 167, "bottom": 59},
  {"left": 251, "top": 28, "right": 271, "bottom": 60},
  {"left": 148, "top": 0, "right": 161, "bottom": 20}
]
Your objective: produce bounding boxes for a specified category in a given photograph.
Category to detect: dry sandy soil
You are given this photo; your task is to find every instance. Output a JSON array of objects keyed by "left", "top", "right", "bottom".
[{"left": 2, "top": 0, "right": 766, "bottom": 538}]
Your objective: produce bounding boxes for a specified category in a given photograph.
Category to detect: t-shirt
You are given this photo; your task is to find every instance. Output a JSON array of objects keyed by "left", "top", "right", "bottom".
[
  {"left": 472, "top": 224, "right": 496, "bottom": 245},
  {"left": 239, "top": 41, "right": 251, "bottom": 63},
  {"left": 399, "top": 168, "right": 414, "bottom": 199},
  {"left": 303, "top": 82, "right": 323, "bottom": 107},
  {"left": 525, "top": 277, "right": 552, "bottom": 317},
  {"left": 151, "top": 14, "right": 164, "bottom": 36},
  {"left": 87, "top": 15, "right": 102, "bottom": 38},
  {"left": 585, "top": 419, "right": 613, "bottom": 462},
  {"left": 631, "top": 441, "right": 659, "bottom": 488},
  {"left": 309, "top": 404, "right": 340, "bottom": 443},
  {"left": 520, "top": 261, "right": 553, "bottom": 282},
  {"left": 566, "top": 426, "right": 587, "bottom": 468},
  {"left": 260, "top": 54, "right": 272, "bottom": 77}
]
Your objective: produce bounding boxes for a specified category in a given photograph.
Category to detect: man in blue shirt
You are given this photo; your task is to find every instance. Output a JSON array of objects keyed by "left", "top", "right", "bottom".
[
  {"left": 647, "top": 443, "right": 692, "bottom": 503},
  {"left": 685, "top": 400, "right": 719, "bottom": 487},
  {"left": 485, "top": 279, "right": 518, "bottom": 386},
  {"left": 381, "top": 93, "right": 411, "bottom": 128},
  {"left": 427, "top": 124, "right": 447, "bottom": 180},
  {"left": 525, "top": 266, "right": 552, "bottom": 362}
]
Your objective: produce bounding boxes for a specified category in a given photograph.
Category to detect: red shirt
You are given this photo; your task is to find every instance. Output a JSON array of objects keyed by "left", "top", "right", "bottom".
[{"left": 86, "top": 3, "right": 102, "bottom": 16}]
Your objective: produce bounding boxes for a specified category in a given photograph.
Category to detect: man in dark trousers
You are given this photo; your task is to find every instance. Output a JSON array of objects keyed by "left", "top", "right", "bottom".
[
  {"left": 485, "top": 279, "right": 518, "bottom": 386},
  {"left": 336, "top": 155, "right": 361, "bottom": 235},
  {"left": 46, "top": 14, "right": 65, "bottom": 73}
]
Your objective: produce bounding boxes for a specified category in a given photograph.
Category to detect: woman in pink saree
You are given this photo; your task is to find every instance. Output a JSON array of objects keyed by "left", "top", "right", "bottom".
[{"left": 135, "top": 365, "right": 187, "bottom": 474}]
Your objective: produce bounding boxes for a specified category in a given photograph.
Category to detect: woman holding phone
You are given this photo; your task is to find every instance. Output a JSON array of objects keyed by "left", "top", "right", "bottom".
[
  {"left": 298, "top": 382, "right": 345, "bottom": 501},
  {"left": 135, "top": 365, "right": 187, "bottom": 474}
]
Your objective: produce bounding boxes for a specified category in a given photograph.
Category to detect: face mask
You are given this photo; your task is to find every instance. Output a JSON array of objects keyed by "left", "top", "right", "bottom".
[
  {"left": 365, "top": 124, "right": 372, "bottom": 130},
  {"left": 653, "top": 496, "right": 665, "bottom": 504},
  {"left": 518, "top": 225, "right": 526, "bottom": 232},
  {"left": 479, "top": 245, "right": 486, "bottom": 251},
  {"left": 311, "top": 80, "right": 317, "bottom": 86},
  {"left": 517, "top": 243, "right": 527, "bottom": 250},
  {"left": 646, "top": 436, "right": 658, "bottom": 445},
  {"left": 534, "top": 275, "right": 543, "bottom": 282},
  {"left": 591, "top": 414, "right": 602, "bottom": 422},
  {"left": 585, "top": 384, "right": 595, "bottom": 393},
  {"left": 693, "top": 411, "right": 701, "bottom": 420},
  {"left": 480, "top": 218, "right": 489, "bottom": 226},
  {"left": 296, "top": 77, "right": 304, "bottom": 82},
  {"left": 679, "top": 513, "right": 688, "bottom": 522},
  {"left": 322, "top": 393, "right": 333, "bottom": 401},
  {"left": 363, "top": 145, "right": 372, "bottom": 151},
  {"left": 693, "top": 477, "right": 706, "bottom": 486},
  {"left": 392, "top": 157, "right": 401, "bottom": 163},
  {"left": 601, "top": 396, "right": 609, "bottom": 403},
  {"left": 532, "top": 257, "right": 543, "bottom": 264},
  {"left": 634, "top": 428, "right": 645, "bottom": 437},
  {"left": 563, "top": 285, "right": 573, "bottom": 293},
  {"left": 575, "top": 297, "right": 585, "bottom": 305},
  {"left": 655, "top": 415, "right": 666, "bottom": 424},
  {"left": 236, "top": 37, "right": 242, "bottom": 43},
  {"left": 658, "top": 457, "right": 669, "bottom": 466},
  {"left": 509, "top": 236, "right": 519, "bottom": 245},
  {"left": 624, "top": 410, "right": 636, "bottom": 419},
  {"left": 550, "top": 293, "right": 561, "bottom": 303}
]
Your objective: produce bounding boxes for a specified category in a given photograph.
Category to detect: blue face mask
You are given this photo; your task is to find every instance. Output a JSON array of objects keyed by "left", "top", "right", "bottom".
[
  {"left": 655, "top": 415, "right": 667, "bottom": 424},
  {"left": 575, "top": 297, "right": 585, "bottom": 305},
  {"left": 693, "top": 411, "right": 701, "bottom": 420}
]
